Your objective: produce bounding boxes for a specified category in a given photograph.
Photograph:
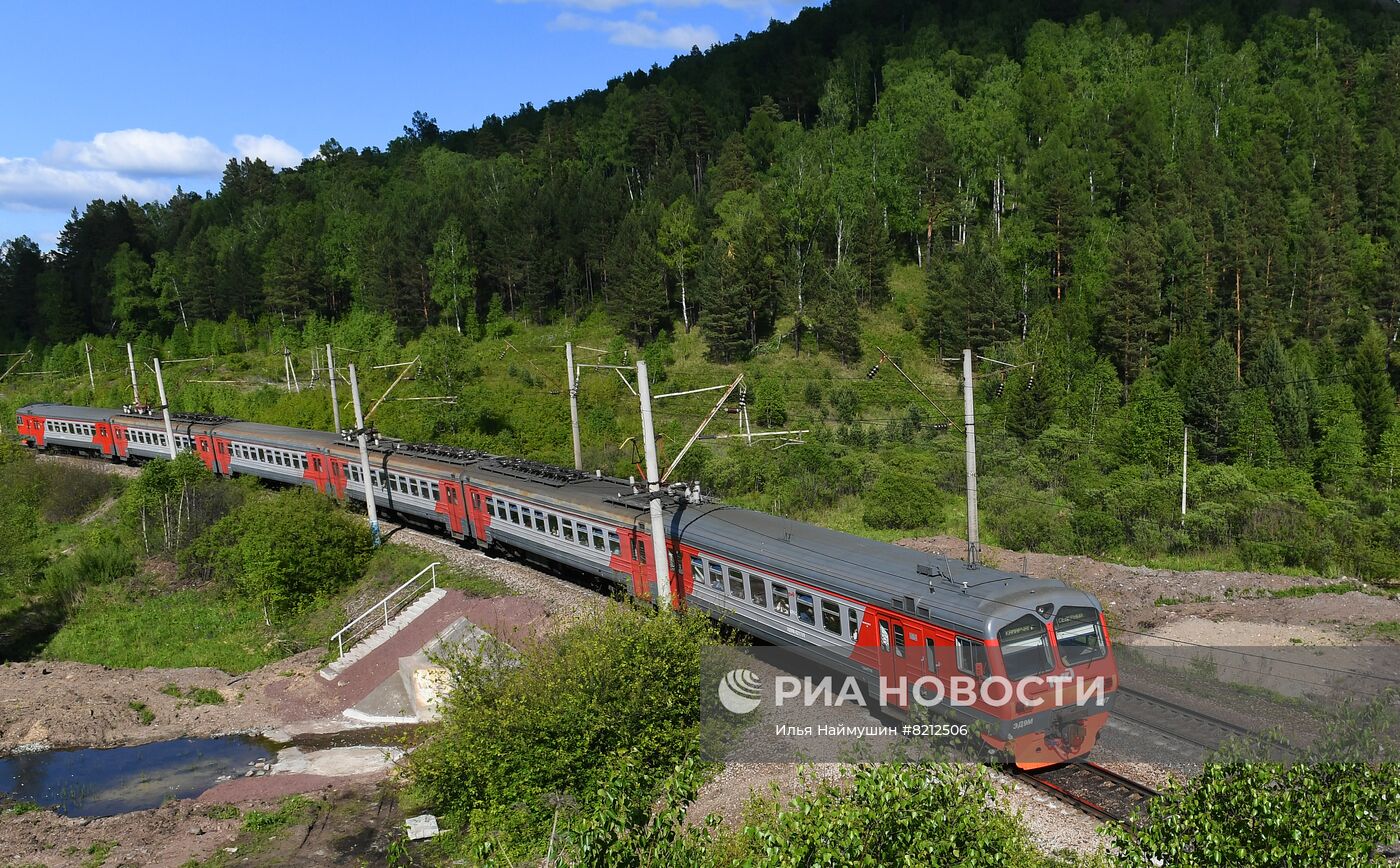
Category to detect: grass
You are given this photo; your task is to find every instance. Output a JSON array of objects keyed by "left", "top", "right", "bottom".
[
  {"left": 1266, "top": 582, "right": 1367, "bottom": 599},
  {"left": 241, "top": 795, "right": 312, "bottom": 832},
  {"left": 82, "top": 840, "right": 115, "bottom": 868},
  {"left": 1363, "top": 621, "right": 1400, "bottom": 641},
  {"left": 128, "top": 701, "right": 154, "bottom": 725},
  {"left": 205, "top": 804, "right": 241, "bottom": 820},
  {"left": 42, "top": 584, "right": 278, "bottom": 674}
]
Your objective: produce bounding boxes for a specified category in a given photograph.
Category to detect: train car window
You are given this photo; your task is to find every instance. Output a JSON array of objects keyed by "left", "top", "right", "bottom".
[
  {"left": 821, "top": 600, "right": 841, "bottom": 635},
  {"left": 879, "top": 619, "right": 891, "bottom": 652},
  {"left": 534, "top": 511, "right": 546, "bottom": 532},
  {"left": 727, "top": 568, "right": 744, "bottom": 599},
  {"left": 257, "top": 448, "right": 266, "bottom": 463},
  {"left": 796, "top": 592, "right": 815, "bottom": 626},
  {"left": 748, "top": 575, "right": 766, "bottom": 607},
  {"left": 592, "top": 528, "right": 606, "bottom": 551},
  {"left": 771, "top": 583, "right": 791, "bottom": 615},
  {"left": 690, "top": 557, "right": 704, "bottom": 588},
  {"left": 893, "top": 624, "right": 906, "bottom": 658},
  {"left": 999, "top": 615, "right": 1053, "bottom": 679},
  {"left": 577, "top": 525, "right": 590, "bottom": 547},
  {"left": 409, "top": 478, "right": 419, "bottom": 497},
  {"left": 508, "top": 503, "right": 520, "bottom": 524},
  {"left": 709, "top": 562, "right": 724, "bottom": 591},
  {"left": 471, "top": 493, "right": 480, "bottom": 509},
  {"left": 608, "top": 531, "right": 621, "bottom": 556},
  {"left": 548, "top": 515, "right": 559, "bottom": 535},
  {"left": 925, "top": 638, "right": 938, "bottom": 672},
  {"left": 846, "top": 608, "right": 859, "bottom": 640},
  {"left": 955, "top": 637, "right": 987, "bottom": 676},
  {"left": 1054, "top": 607, "right": 1106, "bottom": 665},
  {"left": 639, "top": 541, "right": 648, "bottom": 564},
  {"left": 485, "top": 497, "right": 496, "bottom": 517},
  {"left": 432, "top": 483, "right": 441, "bottom": 501},
  {"left": 562, "top": 518, "right": 573, "bottom": 541}
]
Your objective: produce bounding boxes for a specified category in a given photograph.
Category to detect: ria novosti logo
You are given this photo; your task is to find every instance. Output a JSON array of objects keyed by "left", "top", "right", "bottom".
[
  {"left": 718, "top": 668, "right": 764, "bottom": 714},
  {"left": 716, "top": 669, "right": 1108, "bottom": 713}
]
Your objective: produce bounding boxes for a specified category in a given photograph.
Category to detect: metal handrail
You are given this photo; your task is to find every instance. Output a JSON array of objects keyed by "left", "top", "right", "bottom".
[{"left": 331, "top": 562, "right": 440, "bottom": 659}]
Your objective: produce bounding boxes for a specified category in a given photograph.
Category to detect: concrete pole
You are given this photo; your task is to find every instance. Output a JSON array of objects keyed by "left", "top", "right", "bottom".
[
  {"left": 283, "top": 347, "right": 293, "bottom": 392},
  {"left": 1181, "top": 426, "right": 1189, "bottom": 523},
  {"left": 348, "top": 364, "right": 381, "bottom": 548},
  {"left": 326, "top": 344, "right": 341, "bottom": 432},
  {"left": 566, "top": 342, "right": 582, "bottom": 470},
  {"left": 637, "top": 360, "right": 672, "bottom": 610},
  {"left": 126, "top": 343, "right": 140, "bottom": 404},
  {"left": 962, "top": 349, "right": 980, "bottom": 567},
  {"left": 153, "top": 357, "right": 177, "bottom": 459},
  {"left": 84, "top": 343, "right": 95, "bottom": 392}
]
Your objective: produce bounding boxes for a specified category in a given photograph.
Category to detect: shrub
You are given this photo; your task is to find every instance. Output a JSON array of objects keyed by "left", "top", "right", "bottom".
[
  {"left": 407, "top": 604, "right": 718, "bottom": 860},
  {"left": 1112, "top": 696, "right": 1400, "bottom": 866},
  {"left": 739, "top": 763, "right": 1044, "bottom": 866},
  {"left": 1070, "top": 509, "right": 1125, "bottom": 554},
  {"left": 863, "top": 468, "right": 944, "bottom": 530},
  {"left": 184, "top": 488, "right": 372, "bottom": 621}
]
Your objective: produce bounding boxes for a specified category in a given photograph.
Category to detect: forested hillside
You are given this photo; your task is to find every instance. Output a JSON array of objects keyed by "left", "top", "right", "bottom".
[{"left": 3, "top": 0, "right": 1400, "bottom": 580}]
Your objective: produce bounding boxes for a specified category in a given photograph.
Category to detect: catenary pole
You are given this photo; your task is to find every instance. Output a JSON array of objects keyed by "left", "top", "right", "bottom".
[
  {"left": 84, "top": 343, "right": 95, "bottom": 392},
  {"left": 637, "top": 360, "right": 672, "bottom": 610},
  {"left": 962, "top": 349, "right": 981, "bottom": 567},
  {"left": 566, "top": 342, "right": 582, "bottom": 470},
  {"left": 126, "top": 343, "right": 140, "bottom": 403},
  {"left": 153, "top": 357, "right": 177, "bottom": 459},
  {"left": 326, "top": 344, "right": 341, "bottom": 432},
  {"left": 348, "top": 364, "right": 381, "bottom": 547},
  {"left": 1181, "top": 426, "right": 1189, "bottom": 523}
]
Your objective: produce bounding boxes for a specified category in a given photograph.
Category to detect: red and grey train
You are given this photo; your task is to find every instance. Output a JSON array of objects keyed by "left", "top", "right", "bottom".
[{"left": 16, "top": 401, "right": 1118, "bottom": 768}]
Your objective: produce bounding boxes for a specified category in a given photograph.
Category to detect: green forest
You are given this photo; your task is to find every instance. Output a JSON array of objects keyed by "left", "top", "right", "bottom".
[{"left": 3, "top": 0, "right": 1400, "bottom": 580}]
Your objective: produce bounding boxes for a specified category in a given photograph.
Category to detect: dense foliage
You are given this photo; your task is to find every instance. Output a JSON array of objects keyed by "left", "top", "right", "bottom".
[
  {"left": 1109, "top": 697, "right": 1400, "bottom": 866},
  {"left": 407, "top": 604, "right": 718, "bottom": 861},
  {"left": 184, "top": 485, "right": 372, "bottom": 621}
]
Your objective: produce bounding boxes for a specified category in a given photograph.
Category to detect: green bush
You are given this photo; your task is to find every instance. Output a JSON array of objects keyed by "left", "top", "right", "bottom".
[
  {"left": 1070, "top": 509, "right": 1125, "bottom": 554},
  {"left": 407, "top": 604, "right": 718, "bottom": 860},
  {"left": 862, "top": 467, "right": 944, "bottom": 530},
  {"left": 184, "top": 488, "right": 372, "bottom": 621},
  {"left": 739, "top": 763, "right": 1046, "bottom": 866}
]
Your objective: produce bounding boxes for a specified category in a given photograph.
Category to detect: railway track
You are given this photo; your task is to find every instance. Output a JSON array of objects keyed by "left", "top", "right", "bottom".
[
  {"left": 1113, "top": 686, "right": 1295, "bottom": 759},
  {"left": 1013, "top": 761, "right": 1159, "bottom": 823}
]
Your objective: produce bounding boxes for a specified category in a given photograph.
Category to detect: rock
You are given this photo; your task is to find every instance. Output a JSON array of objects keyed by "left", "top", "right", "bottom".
[
  {"left": 405, "top": 814, "right": 440, "bottom": 840},
  {"left": 190, "top": 827, "right": 204, "bottom": 836}
]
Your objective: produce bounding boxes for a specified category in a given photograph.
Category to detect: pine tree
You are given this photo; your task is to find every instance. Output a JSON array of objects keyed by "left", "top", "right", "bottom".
[
  {"left": 607, "top": 210, "right": 668, "bottom": 345},
  {"left": 1250, "top": 333, "right": 1310, "bottom": 462},
  {"left": 1182, "top": 338, "right": 1239, "bottom": 462},
  {"left": 699, "top": 240, "right": 751, "bottom": 362},
  {"left": 813, "top": 260, "right": 861, "bottom": 362},
  {"left": 849, "top": 194, "right": 893, "bottom": 307},
  {"left": 1350, "top": 322, "right": 1395, "bottom": 454},
  {"left": 1100, "top": 212, "right": 1164, "bottom": 383}
]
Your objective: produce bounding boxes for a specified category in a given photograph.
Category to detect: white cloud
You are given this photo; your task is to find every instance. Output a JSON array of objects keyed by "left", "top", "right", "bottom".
[
  {"left": 551, "top": 11, "right": 719, "bottom": 49},
  {"left": 233, "top": 134, "right": 302, "bottom": 168},
  {"left": 47, "top": 129, "right": 227, "bottom": 176},
  {"left": 0, "top": 156, "right": 171, "bottom": 211},
  {"left": 2, "top": 129, "right": 302, "bottom": 216}
]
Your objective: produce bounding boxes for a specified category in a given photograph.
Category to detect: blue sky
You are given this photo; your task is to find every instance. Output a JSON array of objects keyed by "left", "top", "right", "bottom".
[{"left": 0, "top": 0, "right": 809, "bottom": 249}]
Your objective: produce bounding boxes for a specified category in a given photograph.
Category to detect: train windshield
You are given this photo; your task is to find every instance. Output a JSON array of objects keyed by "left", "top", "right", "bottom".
[
  {"left": 1053, "top": 607, "right": 1106, "bottom": 665},
  {"left": 998, "top": 615, "right": 1053, "bottom": 679}
]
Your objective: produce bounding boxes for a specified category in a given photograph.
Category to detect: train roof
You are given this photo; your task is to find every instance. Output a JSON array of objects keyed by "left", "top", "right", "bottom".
[
  {"left": 668, "top": 500, "right": 1099, "bottom": 637},
  {"left": 17, "top": 403, "right": 118, "bottom": 422}
]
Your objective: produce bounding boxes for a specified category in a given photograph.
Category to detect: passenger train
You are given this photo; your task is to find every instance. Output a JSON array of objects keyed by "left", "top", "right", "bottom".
[{"left": 15, "top": 401, "right": 1118, "bottom": 768}]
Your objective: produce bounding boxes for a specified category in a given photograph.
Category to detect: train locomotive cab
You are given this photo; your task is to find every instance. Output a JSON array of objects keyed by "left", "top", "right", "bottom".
[{"left": 979, "top": 594, "right": 1117, "bottom": 769}]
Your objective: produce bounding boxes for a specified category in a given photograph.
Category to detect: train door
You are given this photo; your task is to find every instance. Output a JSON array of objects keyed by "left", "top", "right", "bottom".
[
  {"left": 325, "top": 456, "right": 350, "bottom": 499},
  {"left": 436, "top": 480, "right": 469, "bottom": 539},
  {"left": 876, "top": 614, "right": 917, "bottom": 709},
  {"left": 212, "top": 437, "right": 232, "bottom": 475},
  {"left": 193, "top": 434, "right": 218, "bottom": 472}
]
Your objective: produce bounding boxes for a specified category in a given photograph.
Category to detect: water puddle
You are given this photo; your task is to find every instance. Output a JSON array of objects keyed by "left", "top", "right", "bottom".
[{"left": 0, "top": 735, "right": 278, "bottom": 817}]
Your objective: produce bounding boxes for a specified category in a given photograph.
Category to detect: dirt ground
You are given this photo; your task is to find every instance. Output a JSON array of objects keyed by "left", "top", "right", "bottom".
[
  {"left": 0, "top": 776, "right": 400, "bottom": 868},
  {"left": 0, "top": 649, "right": 339, "bottom": 753}
]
